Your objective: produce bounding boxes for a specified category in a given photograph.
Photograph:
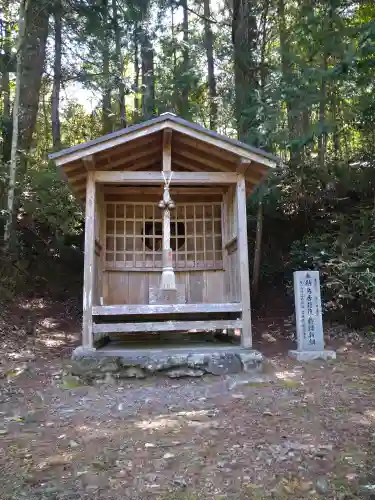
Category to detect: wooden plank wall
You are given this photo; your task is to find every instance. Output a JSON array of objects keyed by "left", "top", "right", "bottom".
[
  {"left": 103, "top": 270, "right": 225, "bottom": 305},
  {"left": 222, "top": 186, "right": 241, "bottom": 303}
]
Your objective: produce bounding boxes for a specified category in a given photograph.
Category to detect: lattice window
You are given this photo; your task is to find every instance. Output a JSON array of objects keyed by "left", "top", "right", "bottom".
[{"left": 105, "top": 202, "right": 223, "bottom": 270}]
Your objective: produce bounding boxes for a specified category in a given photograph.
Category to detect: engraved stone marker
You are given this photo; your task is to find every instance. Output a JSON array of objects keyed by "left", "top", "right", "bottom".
[{"left": 289, "top": 271, "right": 336, "bottom": 361}]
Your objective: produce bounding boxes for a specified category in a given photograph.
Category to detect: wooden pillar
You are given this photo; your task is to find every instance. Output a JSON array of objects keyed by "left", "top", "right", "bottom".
[
  {"left": 236, "top": 174, "right": 252, "bottom": 348},
  {"left": 82, "top": 171, "right": 96, "bottom": 348}
]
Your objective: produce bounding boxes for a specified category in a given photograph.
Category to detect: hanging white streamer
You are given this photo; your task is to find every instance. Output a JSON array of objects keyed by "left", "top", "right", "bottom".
[{"left": 162, "top": 170, "right": 173, "bottom": 189}]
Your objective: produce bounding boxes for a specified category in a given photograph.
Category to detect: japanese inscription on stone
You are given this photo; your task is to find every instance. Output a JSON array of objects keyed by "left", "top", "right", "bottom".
[{"left": 294, "top": 271, "right": 324, "bottom": 351}]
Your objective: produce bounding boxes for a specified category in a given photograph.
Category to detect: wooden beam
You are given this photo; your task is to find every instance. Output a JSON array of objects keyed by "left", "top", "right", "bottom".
[
  {"left": 175, "top": 134, "right": 239, "bottom": 163},
  {"left": 102, "top": 186, "right": 225, "bottom": 195},
  {"left": 82, "top": 154, "right": 96, "bottom": 171},
  {"left": 94, "top": 170, "right": 238, "bottom": 184},
  {"left": 236, "top": 174, "right": 252, "bottom": 348},
  {"left": 92, "top": 319, "right": 243, "bottom": 334},
  {"left": 68, "top": 170, "right": 88, "bottom": 184},
  {"left": 171, "top": 122, "right": 277, "bottom": 168},
  {"left": 236, "top": 158, "right": 251, "bottom": 175},
  {"left": 54, "top": 122, "right": 165, "bottom": 166},
  {"left": 121, "top": 159, "right": 161, "bottom": 172},
  {"left": 172, "top": 158, "right": 207, "bottom": 173},
  {"left": 82, "top": 171, "right": 96, "bottom": 348},
  {"left": 92, "top": 303, "right": 242, "bottom": 316},
  {"left": 174, "top": 143, "right": 234, "bottom": 172},
  {"left": 163, "top": 128, "right": 172, "bottom": 172},
  {"left": 105, "top": 145, "right": 161, "bottom": 171}
]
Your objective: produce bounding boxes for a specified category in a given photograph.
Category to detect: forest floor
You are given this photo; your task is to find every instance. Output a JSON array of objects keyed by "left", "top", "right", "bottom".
[{"left": 0, "top": 299, "right": 375, "bottom": 500}]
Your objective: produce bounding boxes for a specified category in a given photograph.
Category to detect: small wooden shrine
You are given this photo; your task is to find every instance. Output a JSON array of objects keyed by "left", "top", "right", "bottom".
[{"left": 50, "top": 113, "right": 278, "bottom": 352}]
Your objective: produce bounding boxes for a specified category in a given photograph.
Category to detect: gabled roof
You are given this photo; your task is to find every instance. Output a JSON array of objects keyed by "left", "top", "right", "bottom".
[{"left": 49, "top": 113, "right": 280, "bottom": 199}]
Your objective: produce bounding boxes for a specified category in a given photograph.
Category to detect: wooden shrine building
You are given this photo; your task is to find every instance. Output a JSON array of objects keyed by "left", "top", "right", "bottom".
[{"left": 50, "top": 113, "right": 278, "bottom": 353}]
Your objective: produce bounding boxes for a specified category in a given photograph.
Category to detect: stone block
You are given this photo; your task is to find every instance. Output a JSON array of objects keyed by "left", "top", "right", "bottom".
[
  {"left": 187, "top": 353, "right": 207, "bottom": 368},
  {"left": 289, "top": 350, "right": 336, "bottom": 361},
  {"left": 167, "top": 368, "right": 205, "bottom": 378},
  {"left": 206, "top": 353, "right": 242, "bottom": 375},
  {"left": 237, "top": 351, "right": 263, "bottom": 373},
  {"left": 119, "top": 367, "right": 146, "bottom": 379},
  {"left": 71, "top": 346, "right": 97, "bottom": 359}
]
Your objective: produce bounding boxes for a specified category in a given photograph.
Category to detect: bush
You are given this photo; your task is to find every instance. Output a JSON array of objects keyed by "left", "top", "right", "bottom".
[{"left": 289, "top": 233, "right": 375, "bottom": 326}]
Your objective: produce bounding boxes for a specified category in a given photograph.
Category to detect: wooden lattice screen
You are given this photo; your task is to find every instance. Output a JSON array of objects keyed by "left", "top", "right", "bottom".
[{"left": 105, "top": 202, "right": 223, "bottom": 270}]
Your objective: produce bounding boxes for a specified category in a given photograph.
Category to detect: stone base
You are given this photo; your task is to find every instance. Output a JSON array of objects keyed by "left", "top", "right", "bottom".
[
  {"left": 70, "top": 345, "right": 263, "bottom": 381},
  {"left": 289, "top": 350, "right": 336, "bottom": 361}
]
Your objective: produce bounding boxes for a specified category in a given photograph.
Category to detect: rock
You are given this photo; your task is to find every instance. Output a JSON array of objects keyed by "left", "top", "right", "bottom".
[
  {"left": 104, "top": 372, "right": 116, "bottom": 383},
  {"left": 119, "top": 367, "right": 146, "bottom": 379},
  {"left": 99, "top": 361, "right": 119, "bottom": 373},
  {"left": 316, "top": 477, "right": 330, "bottom": 495},
  {"left": 70, "top": 356, "right": 120, "bottom": 379},
  {"left": 0, "top": 429, "right": 8, "bottom": 436},
  {"left": 232, "top": 393, "right": 245, "bottom": 399},
  {"left": 45, "top": 455, "right": 70, "bottom": 467},
  {"left": 263, "top": 410, "right": 273, "bottom": 417},
  {"left": 167, "top": 368, "right": 204, "bottom": 378},
  {"left": 359, "top": 484, "right": 375, "bottom": 497},
  {"left": 237, "top": 351, "right": 263, "bottom": 373},
  {"left": 60, "top": 375, "right": 82, "bottom": 389},
  {"left": 163, "top": 452, "right": 175, "bottom": 459},
  {"left": 337, "top": 346, "right": 348, "bottom": 354},
  {"left": 144, "top": 355, "right": 188, "bottom": 373},
  {"left": 262, "top": 333, "right": 277, "bottom": 343},
  {"left": 145, "top": 443, "right": 156, "bottom": 448},
  {"left": 206, "top": 353, "right": 242, "bottom": 375},
  {"left": 187, "top": 353, "right": 206, "bottom": 368},
  {"left": 173, "top": 477, "right": 187, "bottom": 488}
]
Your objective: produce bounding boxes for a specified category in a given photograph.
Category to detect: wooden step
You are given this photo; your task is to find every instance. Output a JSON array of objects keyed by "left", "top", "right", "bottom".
[
  {"left": 92, "top": 319, "right": 243, "bottom": 334},
  {"left": 92, "top": 303, "right": 242, "bottom": 316}
]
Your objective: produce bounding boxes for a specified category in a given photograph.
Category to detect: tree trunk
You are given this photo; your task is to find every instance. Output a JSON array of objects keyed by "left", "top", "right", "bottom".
[
  {"left": 203, "top": 0, "right": 217, "bottom": 130},
  {"left": 1, "top": 0, "right": 11, "bottom": 166},
  {"left": 252, "top": 199, "right": 263, "bottom": 299},
  {"left": 232, "top": 0, "right": 259, "bottom": 143},
  {"left": 140, "top": 27, "right": 155, "bottom": 120},
  {"left": 133, "top": 26, "right": 140, "bottom": 121},
  {"left": 18, "top": 0, "right": 49, "bottom": 156},
  {"left": 51, "top": 0, "right": 62, "bottom": 151},
  {"left": 180, "top": 0, "right": 189, "bottom": 118},
  {"left": 318, "top": 57, "right": 327, "bottom": 169},
  {"left": 4, "top": 0, "right": 28, "bottom": 248},
  {"left": 102, "top": 0, "right": 112, "bottom": 134},
  {"left": 171, "top": 2, "right": 177, "bottom": 112},
  {"left": 112, "top": 0, "right": 126, "bottom": 128},
  {"left": 259, "top": 0, "right": 270, "bottom": 147},
  {"left": 277, "top": 0, "right": 300, "bottom": 165}
]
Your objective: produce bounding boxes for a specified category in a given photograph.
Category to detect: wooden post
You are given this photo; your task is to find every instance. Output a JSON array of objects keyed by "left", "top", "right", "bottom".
[
  {"left": 236, "top": 174, "right": 252, "bottom": 348},
  {"left": 82, "top": 171, "right": 96, "bottom": 348}
]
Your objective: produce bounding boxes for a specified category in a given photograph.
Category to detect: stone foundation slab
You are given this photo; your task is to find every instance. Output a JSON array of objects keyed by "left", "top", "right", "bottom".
[
  {"left": 289, "top": 350, "right": 336, "bottom": 361},
  {"left": 70, "top": 346, "right": 263, "bottom": 380}
]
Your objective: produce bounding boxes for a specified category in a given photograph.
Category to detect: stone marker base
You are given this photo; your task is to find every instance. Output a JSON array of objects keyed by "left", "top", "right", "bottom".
[
  {"left": 70, "top": 346, "right": 263, "bottom": 381},
  {"left": 289, "top": 350, "right": 336, "bottom": 362}
]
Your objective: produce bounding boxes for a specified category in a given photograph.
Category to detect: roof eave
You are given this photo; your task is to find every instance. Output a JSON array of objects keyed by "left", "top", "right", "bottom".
[{"left": 49, "top": 113, "right": 280, "bottom": 169}]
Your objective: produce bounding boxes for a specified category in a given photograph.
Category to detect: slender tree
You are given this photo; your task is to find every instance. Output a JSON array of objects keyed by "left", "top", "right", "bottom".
[
  {"left": 140, "top": 20, "right": 155, "bottom": 119},
  {"left": 1, "top": 0, "right": 11, "bottom": 165},
  {"left": 232, "top": 0, "right": 259, "bottom": 143},
  {"left": 51, "top": 0, "right": 62, "bottom": 150},
  {"left": 112, "top": 0, "right": 126, "bottom": 128},
  {"left": 203, "top": 0, "right": 217, "bottom": 130},
  {"left": 180, "top": 0, "right": 189, "bottom": 118},
  {"left": 4, "top": 0, "right": 28, "bottom": 247},
  {"left": 102, "top": 0, "right": 112, "bottom": 134}
]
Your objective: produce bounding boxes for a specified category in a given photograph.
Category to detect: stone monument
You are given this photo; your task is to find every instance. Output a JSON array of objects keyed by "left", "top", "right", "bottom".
[{"left": 289, "top": 270, "right": 336, "bottom": 361}]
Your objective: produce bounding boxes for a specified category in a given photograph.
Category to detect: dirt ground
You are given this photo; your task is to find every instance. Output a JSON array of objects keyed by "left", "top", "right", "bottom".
[{"left": 1, "top": 300, "right": 375, "bottom": 499}]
